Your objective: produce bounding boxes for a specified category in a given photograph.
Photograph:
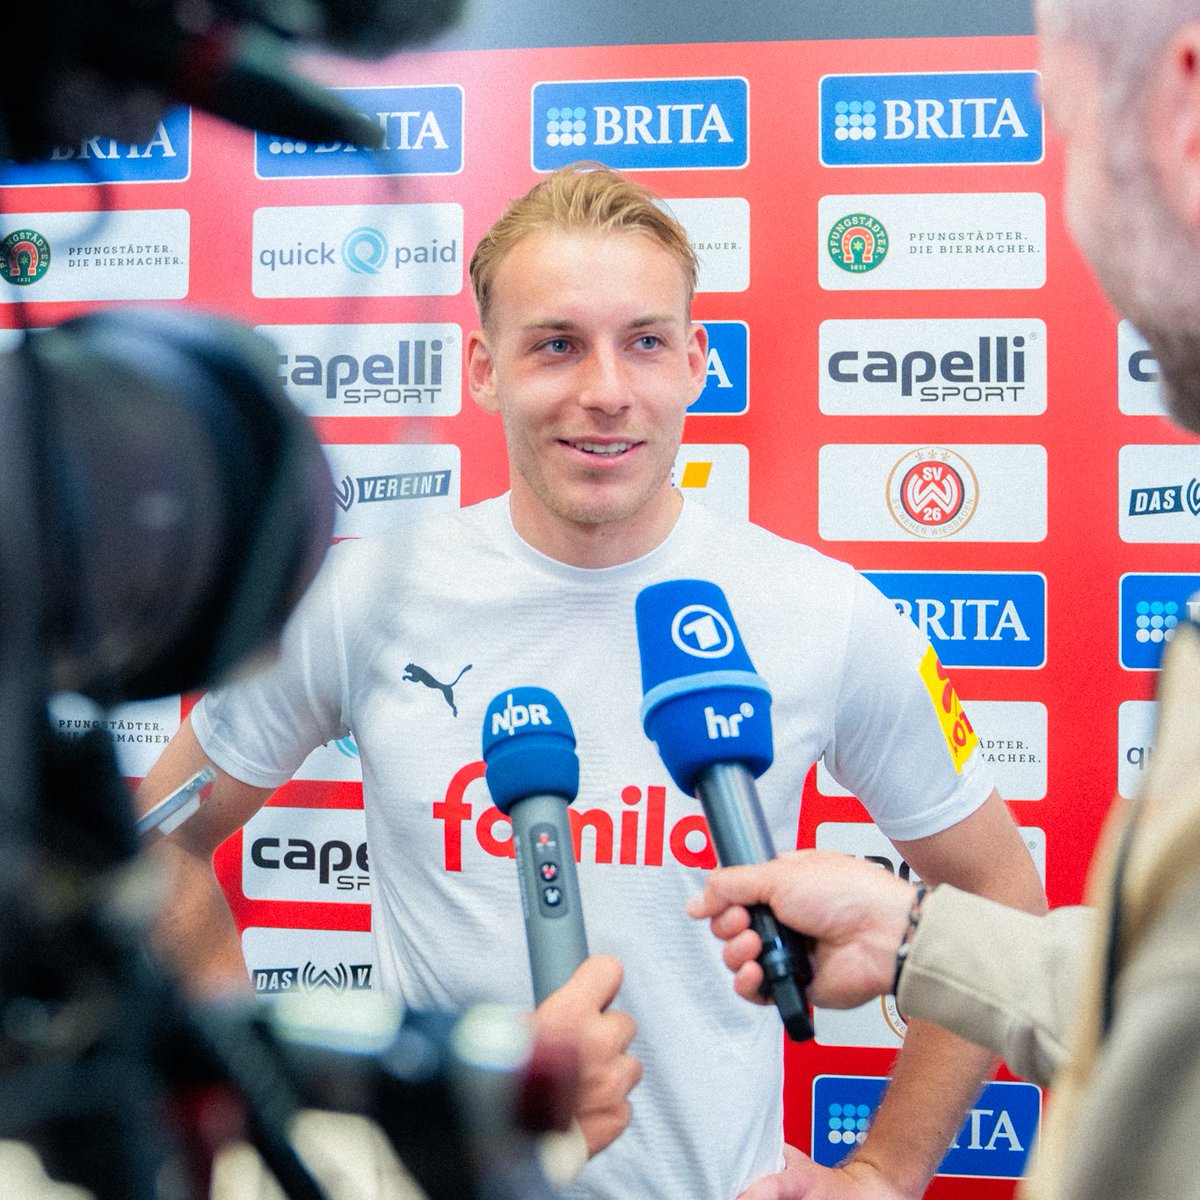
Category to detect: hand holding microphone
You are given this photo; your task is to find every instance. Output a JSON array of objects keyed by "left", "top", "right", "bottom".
[{"left": 635, "top": 580, "right": 814, "bottom": 1041}]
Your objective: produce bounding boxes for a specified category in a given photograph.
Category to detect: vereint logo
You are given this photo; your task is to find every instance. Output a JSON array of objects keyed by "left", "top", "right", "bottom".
[{"left": 917, "top": 646, "right": 979, "bottom": 772}]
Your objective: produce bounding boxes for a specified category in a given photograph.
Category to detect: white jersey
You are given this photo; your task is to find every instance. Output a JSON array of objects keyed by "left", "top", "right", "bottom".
[{"left": 194, "top": 495, "right": 994, "bottom": 1200}]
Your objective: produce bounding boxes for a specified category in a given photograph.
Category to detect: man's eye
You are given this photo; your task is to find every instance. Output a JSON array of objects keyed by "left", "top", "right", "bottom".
[
  {"left": 636, "top": 335, "right": 663, "bottom": 350},
  {"left": 543, "top": 338, "right": 572, "bottom": 354}
]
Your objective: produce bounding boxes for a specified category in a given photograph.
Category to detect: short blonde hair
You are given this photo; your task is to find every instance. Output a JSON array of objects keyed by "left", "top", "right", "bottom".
[{"left": 469, "top": 162, "right": 699, "bottom": 327}]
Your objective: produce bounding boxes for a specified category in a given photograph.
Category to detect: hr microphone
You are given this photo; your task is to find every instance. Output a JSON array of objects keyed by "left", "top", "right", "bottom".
[
  {"left": 483, "top": 688, "right": 589, "bottom": 1005},
  {"left": 635, "top": 580, "right": 814, "bottom": 1042}
]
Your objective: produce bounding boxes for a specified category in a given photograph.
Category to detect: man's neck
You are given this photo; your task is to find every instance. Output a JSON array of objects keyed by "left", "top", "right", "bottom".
[{"left": 507, "top": 489, "right": 683, "bottom": 569}]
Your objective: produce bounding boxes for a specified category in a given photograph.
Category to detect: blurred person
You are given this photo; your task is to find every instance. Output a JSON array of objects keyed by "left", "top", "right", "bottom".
[{"left": 689, "top": 12, "right": 1200, "bottom": 1197}]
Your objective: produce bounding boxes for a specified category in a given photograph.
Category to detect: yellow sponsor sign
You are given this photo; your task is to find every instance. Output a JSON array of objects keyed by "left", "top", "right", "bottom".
[{"left": 918, "top": 645, "right": 979, "bottom": 773}]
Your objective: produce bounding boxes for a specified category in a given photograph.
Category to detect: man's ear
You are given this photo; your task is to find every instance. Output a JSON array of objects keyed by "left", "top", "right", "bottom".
[
  {"left": 466, "top": 330, "right": 500, "bottom": 414},
  {"left": 686, "top": 320, "right": 709, "bottom": 405},
  {"left": 1152, "top": 23, "right": 1200, "bottom": 227}
]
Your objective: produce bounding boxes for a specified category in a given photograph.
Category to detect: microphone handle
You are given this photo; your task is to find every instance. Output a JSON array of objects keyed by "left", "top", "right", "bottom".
[
  {"left": 695, "top": 763, "right": 814, "bottom": 1041},
  {"left": 509, "top": 793, "right": 589, "bottom": 1005}
]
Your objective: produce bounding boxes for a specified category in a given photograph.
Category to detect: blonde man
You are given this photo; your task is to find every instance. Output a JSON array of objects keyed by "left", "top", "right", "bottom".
[{"left": 141, "top": 164, "right": 1044, "bottom": 1199}]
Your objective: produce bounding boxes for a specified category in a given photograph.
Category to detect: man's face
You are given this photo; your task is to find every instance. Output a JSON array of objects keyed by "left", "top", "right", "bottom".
[
  {"left": 1038, "top": 11, "right": 1200, "bottom": 431},
  {"left": 468, "top": 228, "right": 708, "bottom": 564}
]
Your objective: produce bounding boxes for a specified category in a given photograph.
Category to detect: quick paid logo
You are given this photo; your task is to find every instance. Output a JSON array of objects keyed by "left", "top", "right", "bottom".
[
  {"left": 532, "top": 77, "right": 748, "bottom": 171},
  {"left": 253, "top": 203, "right": 463, "bottom": 298},
  {"left": 1119, "top": 574, "right": 1200, "bottom": 669},
  {"left": 820, "top": 71, "right": 1042, "bottom": 166},
  {"left": 255, "top": 86, "right": 463, "bottom": 178},
  {"left": 689, "top": 321, "right": 748, "bottom": 414},
  {"left": 864, "top": 571, "right": 1046, "bottom": 668}
]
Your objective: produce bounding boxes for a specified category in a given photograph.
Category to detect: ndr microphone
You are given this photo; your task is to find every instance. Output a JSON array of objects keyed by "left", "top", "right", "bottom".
[
  {"left": 483, "top": 688, "right": 589, "bottom": 1005},
  {"left": 636, "top": 580, "right": 814, "bottom": 1041}
]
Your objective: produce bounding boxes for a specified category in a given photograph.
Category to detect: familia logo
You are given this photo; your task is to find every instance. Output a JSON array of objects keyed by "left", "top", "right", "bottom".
[
  {"left": 532, "top": 77, "right": 748, "bottom": 171},
  {"left": 886, "top": 447, "right": 978, "bottom": 538},
  {"left": 255, "top": 86, "right": 463, "bottom": 178},
  {"left": 0, "top": 228, "right": 50, "bottom": 285},
  {"left": 864, "top": 571, "right": 1046, "bottom": 669},
  {"left": 819, "top": 71, "right": 1042, "bottom": 166},
  {"left": 1119, "top": 574, "right": 1200, "bottom": 669},
  {"left": 812, "top": 1076, "right": 1039, "bottom": 1178},
  {"left": 827, "top": 213, "right": 889, "bottom": 273}
]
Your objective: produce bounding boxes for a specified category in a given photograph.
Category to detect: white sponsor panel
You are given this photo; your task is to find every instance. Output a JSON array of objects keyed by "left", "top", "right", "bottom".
[
  {"left": 324, "top": 443, "right": 460, "bottom": 538},
  {"left": 812, "top": 821, "right": 1046, "bottom": 1047},
  {"left": 1118, "top": 444, "right": 1200, "bottom": 542},
  {"left": 1117, "top": 320, "right": 1168, "bottom": 419},
  {"left": 818, "top": 318, "right": 1047, "bottom": 415},
  {"left": 672, "top": 443, "right": 749, "bottom": 519},
  {"left": 818, "top": 193, "right": 1045, "bottom": 290},
  {"left": 0, "top": 210, "right": 189, "bottom": 302},
  {"left": 259, "top": 323, "right": 462, "bottom": 417},
  {"left": 1118, "top": 700, "right": 1159, "bottom": 800},
  {"left": 242, "top": 807, "right": 370, "bottom": 903},
  {"left": 252, "top": 203, "right": 463, "bottom": 298},
  {"left": 659, "top": 197, "right": 750, "bottom": 293},
  {"left": 815, "top": 699, "right": 1047, "bottom": 800},
  {"left": 242, "top": 926, "right": 377, "bottom": 998},
  {"left": 818, "top": 443, "right": 1047, "bottom": 542},
  {"left": 47, "top": 692, "right": 181, "bottom": 778},
  {"left": 294, "top": 735, "right": 364, "bottom": 783}
]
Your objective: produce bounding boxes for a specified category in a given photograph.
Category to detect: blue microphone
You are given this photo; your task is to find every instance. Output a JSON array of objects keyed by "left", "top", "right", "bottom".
[
  {"left": 636, "top": 580, "right": 813, "bottom": 1041},
  {"left": 483, "top": 688, "right": 589, "bottom": 1005}
]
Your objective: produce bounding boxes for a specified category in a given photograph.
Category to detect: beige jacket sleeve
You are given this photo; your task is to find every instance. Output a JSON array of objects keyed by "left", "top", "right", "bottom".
[{"left": 895, "top": 886, "right": 1095, "bottom": 1088}]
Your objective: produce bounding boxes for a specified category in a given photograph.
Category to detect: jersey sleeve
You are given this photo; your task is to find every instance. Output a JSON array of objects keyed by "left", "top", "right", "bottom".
[
  {"left": 191, "top": 542, "right": 351, "bottom": 789},
  {"left": 822, "top": 572, "right": 996, "bottom": 841}
]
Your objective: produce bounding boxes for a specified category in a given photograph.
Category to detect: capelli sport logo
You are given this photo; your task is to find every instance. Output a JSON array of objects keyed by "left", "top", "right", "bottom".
[{"left": 0, "top": 229, "right": 50, "bottom": 285}]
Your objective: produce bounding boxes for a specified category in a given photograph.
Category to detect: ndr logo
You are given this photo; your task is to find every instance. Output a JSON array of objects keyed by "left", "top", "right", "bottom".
[
  {"left": 532, "top": 77, "right": 748, "bottom": 171},
  {"left": 1119, "top": 574, "right": 1200, "bottom": 670},
  {"left": 689, "top": 321, "right": 748, "bottom": 415},
  {"left": 255, "top": 86, "right": 463, "bottom": 178},
  {"left": 812, "top": 1076, "right": 1039, "bottom": 1178},
  {"left": 820, "top": 71, "right": 1043, "bottom": 166},
  {"left": 863, "top": 571, "right": 1046, "bottom": 669}
]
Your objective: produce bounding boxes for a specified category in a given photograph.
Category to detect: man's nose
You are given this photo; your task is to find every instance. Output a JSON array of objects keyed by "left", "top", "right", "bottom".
[{"left": 577, "top": 347, "right": 630, "bottom": 414}]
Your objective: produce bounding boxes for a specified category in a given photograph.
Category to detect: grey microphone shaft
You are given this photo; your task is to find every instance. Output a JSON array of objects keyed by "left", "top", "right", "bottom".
[{"left": 509, "top": 793, "right": 589, "bottom": 1004}]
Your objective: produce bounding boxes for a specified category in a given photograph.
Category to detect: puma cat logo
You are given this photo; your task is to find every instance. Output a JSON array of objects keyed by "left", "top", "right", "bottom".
[{"left": 403, "top": 662, "right": 473, "bottom": 717}]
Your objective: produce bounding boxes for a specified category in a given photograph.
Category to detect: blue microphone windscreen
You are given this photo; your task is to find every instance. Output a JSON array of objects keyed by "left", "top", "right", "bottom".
[
  {"left": 635, "top": 580, "right": 774, "bottom": 792},
  {"left": 482, "top": 687, "right": 580, "bottom": 814}
]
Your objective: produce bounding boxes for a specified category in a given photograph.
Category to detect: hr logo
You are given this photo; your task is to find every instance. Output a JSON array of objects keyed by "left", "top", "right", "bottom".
[
  {"left": 704, "top": 702, "right": 754, "bottom": 740},
  {"left": 491, "top": 693, "right": 553, "bottom": 737}
]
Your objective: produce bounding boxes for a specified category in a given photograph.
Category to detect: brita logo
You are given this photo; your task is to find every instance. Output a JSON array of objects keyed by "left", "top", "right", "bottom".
[
  {"left": 532, "top": 77, "right": 748, "bottom": 171},
  {"left": 820, "top": 71, "right": 1043, "bottom": 166}
]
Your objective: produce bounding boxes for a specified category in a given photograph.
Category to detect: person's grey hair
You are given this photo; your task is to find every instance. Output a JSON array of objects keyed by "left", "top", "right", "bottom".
[{"left": 1039, "top": 0, "right": 1200, "bottom": 109}]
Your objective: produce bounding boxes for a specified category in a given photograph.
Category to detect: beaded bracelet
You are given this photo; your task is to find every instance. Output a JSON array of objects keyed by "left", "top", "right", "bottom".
[{"left": 891, "top": 884, "right": 927, "bottom": 997}]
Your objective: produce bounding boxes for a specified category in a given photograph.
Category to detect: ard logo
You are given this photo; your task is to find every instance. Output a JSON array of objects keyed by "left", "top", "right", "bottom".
[
  {"left": 0, "top": 228, "right": 50, "bottom": 285},
  {"left": 828, "top": 213, "right": 889, "bottom": 273}
]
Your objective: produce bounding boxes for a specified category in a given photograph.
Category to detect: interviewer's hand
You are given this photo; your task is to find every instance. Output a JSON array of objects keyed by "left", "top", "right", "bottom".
[
  {"left": 531, "top": 955, "right": 641, "bottom": 1159},
  {"left": 686, "top": 851, "right": 917, "bottom": 1010}
]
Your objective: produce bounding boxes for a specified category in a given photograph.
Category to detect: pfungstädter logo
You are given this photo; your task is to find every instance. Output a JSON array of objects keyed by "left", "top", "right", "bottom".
[
  {"left": 827, "top": 213, "right": 888, "bottom": 273},
  {"left": 0, "top": 229, "right": 50, "bottom": 285}
]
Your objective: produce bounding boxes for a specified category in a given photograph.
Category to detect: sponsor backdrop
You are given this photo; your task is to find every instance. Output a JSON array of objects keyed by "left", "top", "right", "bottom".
[{"left": 9, "top": 12, "right": 1188, "bottom": 1196}]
